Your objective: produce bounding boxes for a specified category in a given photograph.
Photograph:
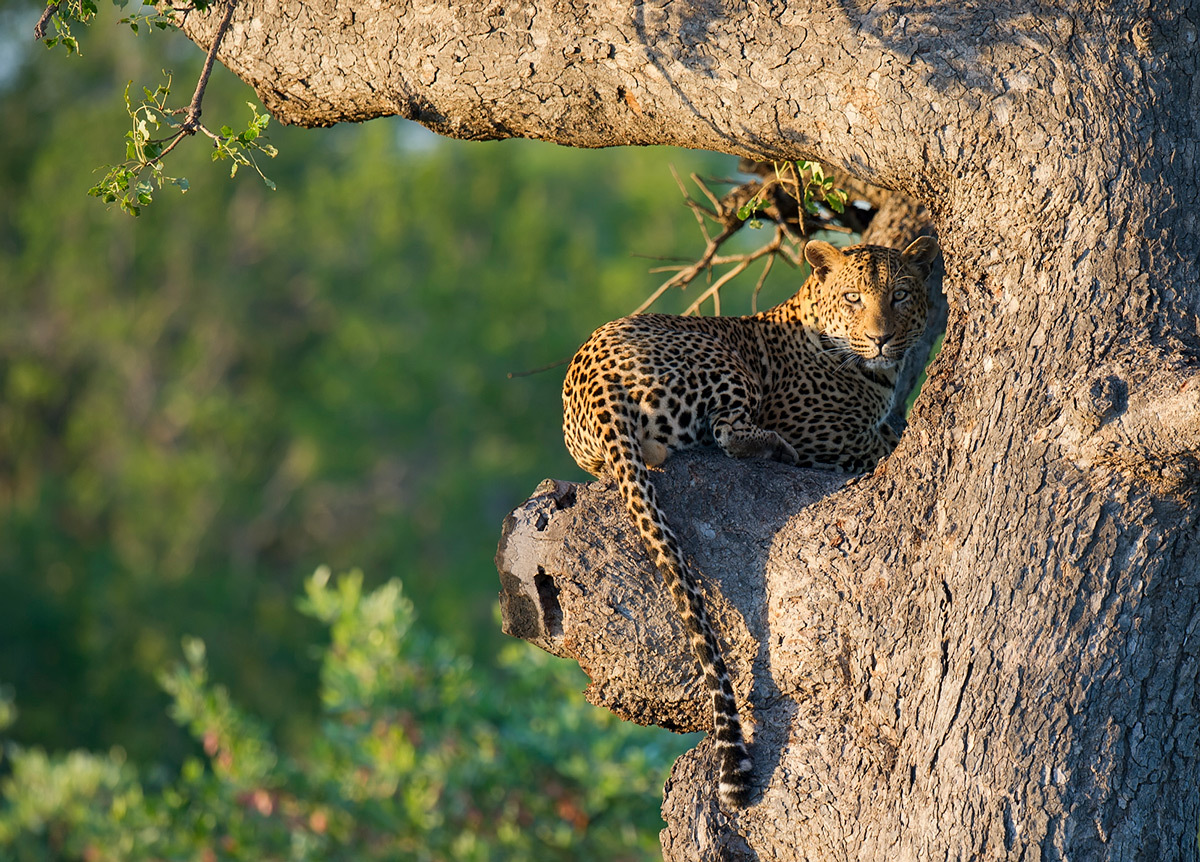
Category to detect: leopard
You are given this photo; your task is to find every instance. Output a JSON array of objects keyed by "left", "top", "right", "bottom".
[{"left": 560, "top": 236, "right": 938, "bottom": 808}]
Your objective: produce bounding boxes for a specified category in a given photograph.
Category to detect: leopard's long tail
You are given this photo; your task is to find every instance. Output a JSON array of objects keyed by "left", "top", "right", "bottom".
[{"left": 605, "top": 416, "right": 753, "bottom": 808}]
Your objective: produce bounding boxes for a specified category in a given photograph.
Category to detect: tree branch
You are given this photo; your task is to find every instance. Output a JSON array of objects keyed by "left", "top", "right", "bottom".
[
  {"left": 497, "top": 453, "right": 846, "bottom": 734},
  {"left": 633, "top": 165, "right": 870, "bottom": 316},
  {"left": 32, "top": 2, "right": 60, "bottom": 40},
  {"left": 169, "top": 0, "right": 982, "bottom": 189},
  {"left": 160, "top": 0, "right": 237, "bottom": 158}
]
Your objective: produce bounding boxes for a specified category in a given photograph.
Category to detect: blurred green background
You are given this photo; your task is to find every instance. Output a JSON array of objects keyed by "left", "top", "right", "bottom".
[{"left": 0, "top": 3, "right": 813, "bottom": 856}]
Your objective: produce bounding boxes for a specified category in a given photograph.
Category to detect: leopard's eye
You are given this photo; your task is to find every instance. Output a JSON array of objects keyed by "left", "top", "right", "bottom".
[
  {"left": 842, "top": 291, "right": 861, "bottom": 304},
  {"left": 892, "top": 289, "right": 909, "bottom": 302}
]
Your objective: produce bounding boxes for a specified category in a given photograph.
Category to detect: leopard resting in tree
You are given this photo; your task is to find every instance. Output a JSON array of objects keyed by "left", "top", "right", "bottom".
[{"left": 561, "top": 236, "right": 939, "bottom": 807}]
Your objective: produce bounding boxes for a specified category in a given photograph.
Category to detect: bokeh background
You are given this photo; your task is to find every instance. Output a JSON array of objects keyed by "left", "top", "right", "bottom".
[{"left": 0, "top": 4, "right": 811, "bottom": 857}]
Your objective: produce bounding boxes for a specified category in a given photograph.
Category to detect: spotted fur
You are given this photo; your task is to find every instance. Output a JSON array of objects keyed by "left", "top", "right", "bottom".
[{"left": 561, "top": 237, "right": 938, "bottom": 807}]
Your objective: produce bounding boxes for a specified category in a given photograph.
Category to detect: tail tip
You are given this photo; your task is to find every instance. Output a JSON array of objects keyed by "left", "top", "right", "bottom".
[
  {"left": 718, "top": 755, "right": 755, "bottom": 808},
  {"left": 718, "top": 778, "right": 754, "bottom": 809}
]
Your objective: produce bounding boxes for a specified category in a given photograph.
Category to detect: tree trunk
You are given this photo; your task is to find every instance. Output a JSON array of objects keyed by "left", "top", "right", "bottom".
[{"left": 176, "top": 0, "right": 1200, "bottom": 857}]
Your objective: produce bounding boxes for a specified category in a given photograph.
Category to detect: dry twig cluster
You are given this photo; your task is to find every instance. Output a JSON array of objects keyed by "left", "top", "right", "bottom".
[{"left": 639, "top": 160, "right": 870, "bottom": 317}]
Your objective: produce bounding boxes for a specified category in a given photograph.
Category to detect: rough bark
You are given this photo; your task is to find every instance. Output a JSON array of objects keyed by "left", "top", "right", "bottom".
[{"left": 173, "top": 0, "right": 1200, "bottom": 858}]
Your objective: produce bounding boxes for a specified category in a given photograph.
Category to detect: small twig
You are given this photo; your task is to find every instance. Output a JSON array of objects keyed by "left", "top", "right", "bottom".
[
  {"left": 631, "top": 220, "right": 740, "bottom": 315},
  {"left": 751, "top": 236, "right": 779, "bottom": 313},
  {"left": 507, "top": 356, "right": 572, "bottom": 379},
  {"left": 682, "top": 260, "right": 750, "bottom": 316},
  {"left": 683, "top": 228, "right": 789, "bottom": 316},
  {"left": 671, "top": 165, "right": 714, "bottom": 240},
  {"left": 147, "top": 0, "right": 237, "bottom": 163},
  {"left": 632, "top": 253, "right": 694, "bottom": 263},
  {"left": 33, "top": 2, "right": 60, "bottom": 40},
  {"left": 633, "top": 163, "right": 854, "bottom": 317},
  {"left": 184, "top": 0, "right": 237, "bottom": 132},
  {"left": 633, "top": 274, "right": 690, "bottom": 315},
  {"left": 691, "top": 173, "right": 724, "bottom": 214}
]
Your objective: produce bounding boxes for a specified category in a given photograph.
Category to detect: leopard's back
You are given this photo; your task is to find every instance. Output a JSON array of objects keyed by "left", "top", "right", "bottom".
[{"left": 562, "top": 313, "right": 765, "bottom": 474}]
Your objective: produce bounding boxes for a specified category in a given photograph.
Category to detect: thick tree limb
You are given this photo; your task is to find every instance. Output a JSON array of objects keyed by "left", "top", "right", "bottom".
[
  {"left": 497, "top": 456, "right": 844, "bottom": 735},
  {"left": 499, "top": 443, "right": 1200, "bottom": 860},
  {"left": 169, "top": 0, "right": 1066, "bottom": 190}
]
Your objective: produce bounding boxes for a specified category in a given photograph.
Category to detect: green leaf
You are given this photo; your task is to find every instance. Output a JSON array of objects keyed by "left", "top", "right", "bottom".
[{"left": 182, "top": 636, "right": 206, "bottom": 667}]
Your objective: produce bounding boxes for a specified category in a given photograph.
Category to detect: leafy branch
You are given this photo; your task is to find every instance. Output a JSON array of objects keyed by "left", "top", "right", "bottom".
[
  {"left": 117, "top": 1, "right": 203, "bottom": 35},
  {"left": 636, "top": 161, "right": 857, "bottom": 316},
  {"left": 35, "top": 0, "right": 206, "bottom": 53},
  {"left": 34, "top": 0, "right": 97, "bottom": 54},
  {"left": 736, "top": 160, "right": 848, "bottom": 223},
  {"left": 35, "top": 0, "right": 278, "bottom": 215}
]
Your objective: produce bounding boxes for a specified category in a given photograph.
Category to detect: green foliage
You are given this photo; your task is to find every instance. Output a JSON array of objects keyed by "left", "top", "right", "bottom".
[
  {"left": 214, "top": 102, "right": 278, "bottom": 184},
  {"left": 801, "top": 160, "right": 848, "bottom": 214},
  {"left": 0, "top": 571, "right": 688, "bottom": 860},
  {"left": 87, "top": 75, "right": 191, "bottom": 215},
  {"left": 6, "top": 7, "right": 755, "bottom": 852},
  {"left": 116, "top": 0, "right": 192, "bottom": 35},
  {"left": 0, "top": 687, "right": 14, "bottom": 734},
  {"left": 37, "top": 0, "right": 99, "bottom": 55},
  {"left": 41, "top": 0, "right": 273, "bottom": 214},
  {"left": 89, "top": 76, "right": 278, "bottom": 216},
  {"left": 737, "top": 159, "right": 848, "bottom": 223}
]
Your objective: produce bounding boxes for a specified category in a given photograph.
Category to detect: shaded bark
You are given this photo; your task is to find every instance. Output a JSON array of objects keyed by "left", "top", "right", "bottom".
[{"left": 173, "top": 0, "right": 1200, "bottom": 857}]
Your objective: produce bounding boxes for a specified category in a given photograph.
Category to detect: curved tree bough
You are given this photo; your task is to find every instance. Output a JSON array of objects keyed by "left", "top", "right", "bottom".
[{"left": 166, "top": 1, "right": 1199, "bottom": 858}]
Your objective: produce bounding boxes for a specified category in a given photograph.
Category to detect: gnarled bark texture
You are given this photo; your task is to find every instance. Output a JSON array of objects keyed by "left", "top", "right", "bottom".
[{"left": 176, "top": 0, "right": 1200, "bottom": 857}]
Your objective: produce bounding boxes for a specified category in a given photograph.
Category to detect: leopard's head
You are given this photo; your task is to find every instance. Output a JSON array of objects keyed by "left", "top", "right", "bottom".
[{"left": 803, "top": 237, "right": 938, "bottom": 370}]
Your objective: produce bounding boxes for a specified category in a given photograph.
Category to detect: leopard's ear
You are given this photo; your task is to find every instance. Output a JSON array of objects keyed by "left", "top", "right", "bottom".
[
  {"left": 901, "top": 236, "right": 939, "bottom": 279},
  {"left": 804, "top": 240, "right": 844, "bottom": 282}
]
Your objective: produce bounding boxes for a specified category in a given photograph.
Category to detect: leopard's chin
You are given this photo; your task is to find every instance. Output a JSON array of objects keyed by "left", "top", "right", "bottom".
[{"left": 860, "top": 354, "right": 902, "bottom": 371}]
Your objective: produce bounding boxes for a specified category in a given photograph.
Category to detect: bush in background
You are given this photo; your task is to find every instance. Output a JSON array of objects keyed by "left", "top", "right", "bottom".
[{"left": 0, "top": 570, "right": 691, "bottom": 861}]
